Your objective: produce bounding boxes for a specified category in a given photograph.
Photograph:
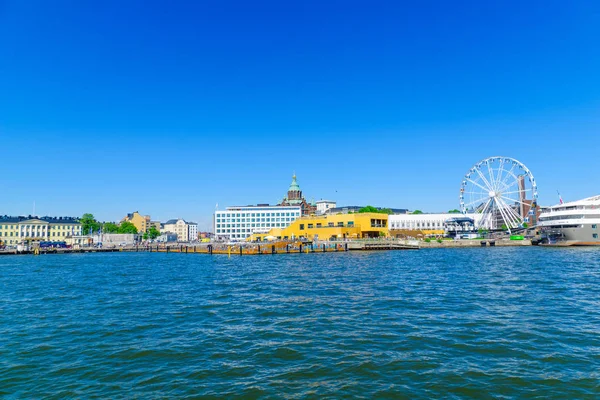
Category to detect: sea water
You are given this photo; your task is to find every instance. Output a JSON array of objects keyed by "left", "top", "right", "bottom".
[{"left": 1, "top": 248, "right": 599, "bottom": 398}]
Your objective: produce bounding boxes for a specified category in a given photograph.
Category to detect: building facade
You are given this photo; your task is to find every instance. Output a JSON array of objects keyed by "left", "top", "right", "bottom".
[
  {"left": 214, "top": 205, "right": 302, "bottom": 240},
  {"left": 278, "top": 174, "right": 317, "bottom": 216},
  {"left": 121, "top": 211, "right": 158, "bottom": 233},
  {"left": 249, "top": 212, "right": 389, "bottom": 242},
  {"left": 161, "top": 219, "right": 197, "bottom": 242},
  {"left": 188, "top": 222, "right": 198, "bottom": 242},
  {"left": 0, "top": 216, "right": 82, "bottom": 246},
  {"left": 388, "top": 213, "right": 492, "bottom": 235},
  {"left": 156, "top": 233, "right": 178, "bottom": 243},
  {"left": 316, "top": 200, "right": 337, "bottom": 215},
  {"left": 92, "top": 233, "right": 137, "bottom": 246}
]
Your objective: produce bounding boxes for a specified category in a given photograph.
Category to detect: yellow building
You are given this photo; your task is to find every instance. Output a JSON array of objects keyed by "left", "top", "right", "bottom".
[
  {"left": 121, "top": 211, "right": 157, "bottom": 233},
  {"left": 249, "top": 212, "right": 389, "bottom": 241},
  {"left": 0, "top": 216, "right": 82, "bottom": 246}
]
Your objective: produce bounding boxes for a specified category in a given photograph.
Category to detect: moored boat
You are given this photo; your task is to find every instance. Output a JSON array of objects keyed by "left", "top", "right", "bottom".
[{"left": 538, "top": 195, "right": 600, "bottom": 246}]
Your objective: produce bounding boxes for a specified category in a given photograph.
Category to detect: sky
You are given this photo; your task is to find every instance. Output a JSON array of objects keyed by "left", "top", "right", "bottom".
[{"left": 1, "top": 0, "right": 599, "bottom": 231}]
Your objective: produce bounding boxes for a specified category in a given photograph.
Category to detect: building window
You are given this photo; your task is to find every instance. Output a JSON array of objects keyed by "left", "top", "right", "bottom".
[
  {"left": 308, "top": 224, "right": 313, "bottom": 228},
  {"left": 328, "top": 222, "right": 334, "bottom": 227},
  {"left": 594, "top": 234, "right": 598, "bottom": 239},
  {"left": 317, "top": 223, "right": 322, "bottom": 228},
  {"left": 593, "top": 225, "right": 597, "bottom": 229},
  {"left": 337, "top": 222, "right": 344, "bottom": 227},
  {"left": 299, "top": 224, "right": 305, "bottom": 230}
]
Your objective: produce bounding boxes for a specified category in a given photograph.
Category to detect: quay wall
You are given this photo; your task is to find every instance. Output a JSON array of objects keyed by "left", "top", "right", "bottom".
[
  {"left": 420, "top": 239, "right": 532, "bottom": 248},
  {"left": 0, "top": 239, "right": 532, "bottom": 256}
]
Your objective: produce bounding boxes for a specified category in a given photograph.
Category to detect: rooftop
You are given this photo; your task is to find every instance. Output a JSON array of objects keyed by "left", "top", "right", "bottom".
[
  {"left": 224, "top": 205, "right": 301, "bottom": 211},
  {"left": 0, "top": 215, "right": 80, "bottom": 223},
  {"left": 326, "top": 206, "right": 409, "bottom": 214}
]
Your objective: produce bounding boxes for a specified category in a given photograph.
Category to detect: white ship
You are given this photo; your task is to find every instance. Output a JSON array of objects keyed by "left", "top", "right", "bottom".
[{"left": 538, "top": 195, "right": 600, "bottom": 245}]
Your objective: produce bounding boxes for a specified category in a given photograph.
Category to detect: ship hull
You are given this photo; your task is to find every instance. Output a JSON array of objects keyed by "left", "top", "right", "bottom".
[{"left": 540, "top": 224, "right": 600, "bottom": 246}]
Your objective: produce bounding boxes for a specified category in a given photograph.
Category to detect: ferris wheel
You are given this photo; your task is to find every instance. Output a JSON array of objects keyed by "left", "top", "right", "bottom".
[{"left": 460, "top": 157, "right": 538, "bottom": 233}]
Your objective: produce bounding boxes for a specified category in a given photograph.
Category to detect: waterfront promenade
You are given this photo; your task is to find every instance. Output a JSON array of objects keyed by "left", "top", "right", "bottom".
[
  {"left": 0, "top": 239, "right": 418, "bottom": 256},
  {"left": 0, "top": 238, "right": 536, "bottom": 256}
]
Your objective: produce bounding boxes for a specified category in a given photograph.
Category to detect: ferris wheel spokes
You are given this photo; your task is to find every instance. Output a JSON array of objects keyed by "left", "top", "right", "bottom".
[
  {"left": 497, "top": 161, "right": 519, "bottom": 192},
  {"left": 465, "top": 178, "right": 490, "bottom": 194},
  {"left": 494, "top": 159, "right": 506, "bottom": 192},
  {"left": 460, "top": 156, "right": 538, "bottom": 232},
  {"left": 500, "top": 195, "right": 531, "bottom": 209},
  {"left": 497, "top": 197, "right": 522, "bottom": 228}
]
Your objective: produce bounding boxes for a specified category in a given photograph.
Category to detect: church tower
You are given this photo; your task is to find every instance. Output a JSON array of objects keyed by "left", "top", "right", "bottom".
[
  {"left": 278, "top": 173, "right": 316, "bottom": 216},
  {"left": 287, "top": 174, "right": 302, "bottom": 201}
]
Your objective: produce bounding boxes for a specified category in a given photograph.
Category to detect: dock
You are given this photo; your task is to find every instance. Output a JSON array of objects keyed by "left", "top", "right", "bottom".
[{"left": 0, "top": 239, "right": 420, "bottom": 256}]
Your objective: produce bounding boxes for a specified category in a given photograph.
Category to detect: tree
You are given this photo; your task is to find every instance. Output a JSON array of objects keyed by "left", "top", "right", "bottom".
[
  {"left": 448, "top": 209, "right": 461, "bottom": 214},
  {"left": 81, "top": 213, "right": 100, "bottom": 235},
  {"left": 522, "top": 222, "right": 529, "bottom": 228},
  {"left": 411, "top": 210, "right": 423, "bottom": 215},
  {"left": 147, "top": 226, "right": 160, "bottom": 240},
  {"left": 103, "top": 222, "right": 119, "bottom": 233},
  {"left": 358, "top": 205, "right": 379, "bottom": 213},
  {"left": 358, "top": 205, "right": 393, "bottom": 214},
  {"left": 118, "top": 221, "right": 138, "bottom": 234},
  {"left": 501, "top": 224, "right": 508, "bottom": 231}
]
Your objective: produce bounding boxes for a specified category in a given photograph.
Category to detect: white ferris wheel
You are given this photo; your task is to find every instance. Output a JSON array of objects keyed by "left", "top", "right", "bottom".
[{"left": 460, "top": 157, "right": 538, "bottom": 233}]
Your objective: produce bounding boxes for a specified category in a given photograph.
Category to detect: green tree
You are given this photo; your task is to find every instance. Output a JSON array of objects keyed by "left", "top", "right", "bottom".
[
  {"left": 358, "top": 205, "right": 393, "bottom": 214},
  {"left": 103, "top": 222, "right": 119, "bottom": 233},
  {"left": 81, "top": 213, "right": 100, "bottom": 235},
  {"left": 358, "top": 205, "right": 379, "bottom": 213},
  {"left": 522, "top": 222, "right": 529, "bottom": 228},
  {"left": 118, "top": 221, "right": 138, "bottom": 234},
  {"left": 501, "top": 224, "right": 508, "bottom": 231},
  {"left": 448, "top": 209, "right": 461, "bottom": 214},
  {"left": 147, "top": 226, "right": 160, "bottom": 240},
  {"left": 411, "top": 210, "right": 423, "bottom": 215}
]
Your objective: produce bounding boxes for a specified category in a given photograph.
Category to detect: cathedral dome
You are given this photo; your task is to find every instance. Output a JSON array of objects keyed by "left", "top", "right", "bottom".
[{"left": 288, "top": 174, "right": 301, "bottom": 192}]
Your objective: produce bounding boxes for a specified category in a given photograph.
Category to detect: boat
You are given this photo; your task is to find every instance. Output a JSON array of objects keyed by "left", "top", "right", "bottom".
[{"left": 538, "top": 195, "right": 600, "bottom": 246}]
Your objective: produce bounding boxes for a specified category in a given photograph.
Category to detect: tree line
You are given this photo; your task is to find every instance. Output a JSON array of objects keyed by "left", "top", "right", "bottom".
[{"left": 80, "top": 213, "right": 160, "bottom": 239}]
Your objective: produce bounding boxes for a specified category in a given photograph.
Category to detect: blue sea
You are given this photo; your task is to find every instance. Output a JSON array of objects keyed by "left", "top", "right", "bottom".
[{"left": 1, "top": 248, "right": 599, "bottom": 398}]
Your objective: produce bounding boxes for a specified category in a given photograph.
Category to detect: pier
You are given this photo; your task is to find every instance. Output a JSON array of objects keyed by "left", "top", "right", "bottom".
[{"left": 0, "top": 239, "right": 420, "bottom": 256}]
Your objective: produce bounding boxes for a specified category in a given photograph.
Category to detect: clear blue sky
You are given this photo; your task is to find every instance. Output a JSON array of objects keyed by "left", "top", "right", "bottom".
[{"left": 1, "top": 1, "right": 599, "bottom": 230}]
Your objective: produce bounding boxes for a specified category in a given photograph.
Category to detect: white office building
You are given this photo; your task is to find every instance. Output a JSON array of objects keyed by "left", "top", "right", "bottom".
[
  {"left": 214, "top": 205, "right": 302, "bottom": 240},
  {"left": 188, "top": 222, "right": 198, "bottom": 242},
  {"left": 316, "top": 200, "right": 337, "bottom": 215},
  {"left": 389, "top": 213, "right": 492, "bottom": 232}
]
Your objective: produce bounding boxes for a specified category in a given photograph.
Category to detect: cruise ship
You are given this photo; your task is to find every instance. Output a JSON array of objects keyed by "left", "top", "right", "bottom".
[{"left": 538, "top": 195, "right": 600, "bottom": 245}]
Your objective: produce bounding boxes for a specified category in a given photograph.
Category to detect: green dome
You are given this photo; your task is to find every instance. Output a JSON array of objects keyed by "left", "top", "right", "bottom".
[{"left": 288, "top": 174, "right": 301, "bottom": 192}]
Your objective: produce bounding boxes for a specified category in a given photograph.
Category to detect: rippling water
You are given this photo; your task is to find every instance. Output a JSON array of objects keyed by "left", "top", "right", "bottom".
[{"left": 1, "top": 248, "right": 599, "bottom": 398}]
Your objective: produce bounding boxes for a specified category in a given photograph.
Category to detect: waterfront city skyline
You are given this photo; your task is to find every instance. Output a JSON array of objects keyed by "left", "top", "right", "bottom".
[{"left": 2, "top": 1, "right": 600, "bottom": 231}]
